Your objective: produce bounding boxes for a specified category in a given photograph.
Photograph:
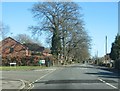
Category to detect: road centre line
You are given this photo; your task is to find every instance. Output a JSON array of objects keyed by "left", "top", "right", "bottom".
[
  {"left": 34, "top": 69, "right": 56, "bottom": 83},
  {"left": 29, "top": 69, "right": 57, "bottom": 89},
  {"left": 34, "top": 68, "right": 56, "bottom": 71},
  {"left": 98, "top": 78, "right": 118, "bottom": 89}
]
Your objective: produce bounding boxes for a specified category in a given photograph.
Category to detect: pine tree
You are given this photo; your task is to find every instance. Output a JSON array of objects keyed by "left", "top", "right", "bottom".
[{"left": 110, "top": 35, "right": 120, "bottom": 60}]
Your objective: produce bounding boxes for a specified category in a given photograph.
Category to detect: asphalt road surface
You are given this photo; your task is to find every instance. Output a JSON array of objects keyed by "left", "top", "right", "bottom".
[
  {"left": 2, "top": 64, "right": 119, "bottom": 91},
  {"left": 30, "top": 64, "right": 119, "bottom": 90}
]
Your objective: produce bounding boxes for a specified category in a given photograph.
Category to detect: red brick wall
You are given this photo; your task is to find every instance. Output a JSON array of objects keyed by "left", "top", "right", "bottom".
[{"left": 1, "top": 37, "right": 31, "bottom": 58}]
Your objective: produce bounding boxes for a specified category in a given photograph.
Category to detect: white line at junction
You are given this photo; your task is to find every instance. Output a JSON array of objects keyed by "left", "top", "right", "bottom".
[{"left": 98, "top": 78, "right": 118, "bottom": 89}]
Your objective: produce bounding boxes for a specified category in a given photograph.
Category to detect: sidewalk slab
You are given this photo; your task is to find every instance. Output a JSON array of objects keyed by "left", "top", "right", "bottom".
[{"left": 2, "top": 79, "right": 24, "bottom": 89}]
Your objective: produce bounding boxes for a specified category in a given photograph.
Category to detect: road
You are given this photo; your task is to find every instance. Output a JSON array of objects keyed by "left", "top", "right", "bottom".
[
  {"left": 2, "top": 67, "right": 57, "bottom": 89},
  {"left": 2, "top": 64, "right": 119, "bottom": 90},
  {"left": 31, "top": 64, "right": 119, "bottom": 90}
]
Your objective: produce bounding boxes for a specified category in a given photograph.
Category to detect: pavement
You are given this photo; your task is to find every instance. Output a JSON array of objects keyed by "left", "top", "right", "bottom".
[{"left": 1, "top": 78, "right": 25, "bottom": 90}]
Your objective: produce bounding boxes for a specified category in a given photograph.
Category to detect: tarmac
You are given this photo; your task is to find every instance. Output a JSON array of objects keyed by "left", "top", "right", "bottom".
[
  {"left": 0, "top": 67, "right": 57, "bottom": 91},
  {"left": 0, "top": 65, "right": 119, "bottom": 91}
]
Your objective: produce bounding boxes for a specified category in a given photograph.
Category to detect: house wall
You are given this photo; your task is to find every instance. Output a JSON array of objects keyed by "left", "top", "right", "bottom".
[{"left": 1, "top": 37, "right": 31, "bottom": 58}]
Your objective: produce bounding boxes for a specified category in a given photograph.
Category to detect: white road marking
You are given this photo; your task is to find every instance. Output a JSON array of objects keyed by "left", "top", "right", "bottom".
[
  {"left": 20, "top": 79, "right": 25, "bottom": 89},
  {"left": 98, "top": 78, "right": 118, "bottom": 89},
  {"left": 80, "top": 68, "right": 87, "bottom": 69},
  {"left": 76, "top": 68, "right": 87, "bottom": 70},
  {"left": 34, "top": 69, "right": 56, "bottom": 83},
  {"left": 34, "top": 68, "right": 56, "bottom": 71},
  {"left": 29, "top": 69, "right": 56, "bottom": 89}
]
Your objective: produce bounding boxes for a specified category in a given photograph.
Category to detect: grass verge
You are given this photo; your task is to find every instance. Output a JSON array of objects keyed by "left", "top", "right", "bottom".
[{"left": 0, "top": 66, "right": 47, "bottom": 71}]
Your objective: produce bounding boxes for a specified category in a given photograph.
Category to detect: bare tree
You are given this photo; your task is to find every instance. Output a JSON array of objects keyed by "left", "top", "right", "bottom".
[
  {"left": 30, "top": 2, "right": 91, "bottom": 63},
  {"left": 14, "top": 34, "right": 33, "bottom": 44},
  {"left": 14, "top": 33, "right": 43, "bottom": 47},
  {"left": 0, "top": 22, "right": 10, "bottom": 39}
]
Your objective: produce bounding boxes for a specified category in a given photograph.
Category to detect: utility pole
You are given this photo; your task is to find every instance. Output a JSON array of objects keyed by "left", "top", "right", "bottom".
[
  {"left": 105, "top": 36, "right": 108, "bottom": 65},
  {"left": 96, "top": 50, "right": 99, "bottom": 65},
  {"left": 97, "top": 50, "right": 98, "bottom": 58},
  {"left": 105, "top": 36, "right": 107, "bottom": 55}
]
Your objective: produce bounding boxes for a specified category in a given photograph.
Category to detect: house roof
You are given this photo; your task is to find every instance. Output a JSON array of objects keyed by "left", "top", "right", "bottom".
[
  {"left": 23, "top": 43, "right": 44, "bottom": 52},
  {"left": 1, "top": 37, "right": 27, "bottom": 49},
  {"left": 0, "top": 37, "right": 45, "bottom": 52}
]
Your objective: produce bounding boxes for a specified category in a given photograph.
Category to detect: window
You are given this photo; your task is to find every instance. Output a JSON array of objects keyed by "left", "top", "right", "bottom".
[{"left": 10, "top": 48, "right": 14, "bottom": 53}]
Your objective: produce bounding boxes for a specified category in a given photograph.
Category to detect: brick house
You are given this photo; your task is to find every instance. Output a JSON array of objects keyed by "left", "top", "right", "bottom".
[
  {"left": 0, "top": 37, "right": 31, "bottom": 58},
  {"left": 0, "top": 37, "right": 31, "bottom": 65},
  {"left": 0, "top": 37, "right": 54, "bottom": 66}
]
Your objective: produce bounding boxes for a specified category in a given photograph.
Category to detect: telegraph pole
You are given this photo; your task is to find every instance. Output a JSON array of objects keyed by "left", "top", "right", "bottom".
[
  {"left": 105, "top": 36, "right": 107, "bottom": 55},
  {"left": 105, "top": 36, "right": 108, "bottom": 65},
  {"left": 96, "top": 50, "right": 99, "bottom": 65}
]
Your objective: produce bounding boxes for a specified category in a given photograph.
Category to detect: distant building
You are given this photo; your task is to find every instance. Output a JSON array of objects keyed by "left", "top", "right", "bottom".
[
  {"left": 42, "top": 48, "right": 51, "bottom": 56},
  {"left": 103, "top": 53, "right": 111, "bottom": 64}
]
